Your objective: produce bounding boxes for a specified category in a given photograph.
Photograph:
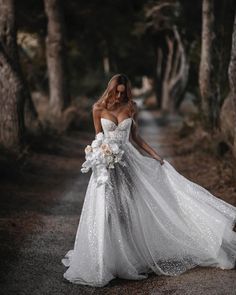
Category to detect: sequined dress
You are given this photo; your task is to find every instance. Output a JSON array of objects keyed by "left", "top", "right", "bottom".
[{"left": 61, "top": 117, "right": 236, "bottom": 287}]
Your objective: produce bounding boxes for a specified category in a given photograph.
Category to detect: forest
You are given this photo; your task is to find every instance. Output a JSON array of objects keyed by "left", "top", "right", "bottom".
[
  {"left": 0, "top": 0, "right": 236, "bottom": 161},
  {"left": 0, "top": 0, "right": 235, "bottom": 153},
  {"left": 1, "top": 0, "right": 236, "bottom": 293}
]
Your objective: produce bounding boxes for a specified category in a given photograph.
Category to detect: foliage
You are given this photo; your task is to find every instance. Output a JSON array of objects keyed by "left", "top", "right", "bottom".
[{"left": 15, "top": 0, "right": 236, "bottom": 103}]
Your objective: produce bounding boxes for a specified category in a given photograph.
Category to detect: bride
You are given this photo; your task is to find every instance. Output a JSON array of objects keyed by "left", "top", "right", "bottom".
[{"left": 61, "top": 73, "right": 236, "bottom": 287}]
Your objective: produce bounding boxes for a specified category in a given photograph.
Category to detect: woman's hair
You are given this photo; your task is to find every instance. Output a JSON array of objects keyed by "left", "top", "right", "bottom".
[{"left": 93, "top": 73, "right": 136, "bottom": 117}]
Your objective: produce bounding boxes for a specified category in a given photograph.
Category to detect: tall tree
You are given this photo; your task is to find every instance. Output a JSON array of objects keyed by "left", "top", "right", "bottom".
[
  {"left": 44, "top": 0, "right": 70, "bottom": 124},
  {"left": 228, "top": 9, "right": 236, "bottom": 159},
  {"left": 199, "top": 0, "right": 215, "bottom": 130},
  {"left": 144, "top": 2, "right": 188, "bottom": 111},
  {"left": 0, "top": 0, "right": 24, "bottom": 148}
]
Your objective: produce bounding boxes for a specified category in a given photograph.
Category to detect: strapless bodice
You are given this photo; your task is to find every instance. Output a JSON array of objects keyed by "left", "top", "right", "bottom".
[{"left": 101, "top": 117, "right": 133, "bottom": 143}]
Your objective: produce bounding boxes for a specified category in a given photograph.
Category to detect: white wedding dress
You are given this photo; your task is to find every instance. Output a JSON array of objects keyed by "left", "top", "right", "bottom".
[{"left": 61, "top": 117, "right": 236, "bottom": 287}]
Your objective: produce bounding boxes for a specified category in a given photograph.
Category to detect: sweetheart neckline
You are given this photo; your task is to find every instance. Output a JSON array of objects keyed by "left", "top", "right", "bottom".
[{"left": 100, "top": 117, "right": 132, "bottom": 127}]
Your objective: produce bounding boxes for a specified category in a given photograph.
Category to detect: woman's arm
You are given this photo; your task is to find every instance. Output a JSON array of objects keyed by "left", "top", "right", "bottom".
[
  {"left": 92, "top": 105, "right": 103, "bottom": 135},
  {"left": 131, "top": 106, "right": 164, "bottom": 165}
]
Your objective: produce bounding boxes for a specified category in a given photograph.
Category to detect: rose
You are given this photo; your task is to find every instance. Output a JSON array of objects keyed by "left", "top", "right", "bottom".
[
  {"left": 81, "top": 160, "right": 90, "bottom": 173},
  {"left": 85, "top": 145, "right": 93, "bottom": 154},
  {"left": 110, "top": 143, "right": 119, "bottom": 154},
  {"left": 91, "top": 132, "right": 104, "bottom": 149},
  {"left": 100, "top": 143, "right": 109, "bottom": 151},
  {"left": 95, "top": 132, "right": 104, "bottom": 141},
  {"left": 100, "top": 143, "right": 112, "bottom": 156},
  {"left": 81, "top": 166, "right": 90, "bottom": 173},
  {"left": 81, "top": 134, "right": 126, "bottom": 185},
  {"left": 91, "top": 139, "right": 101, "bottom": 148},
  {"left": 104, "top": 149, "right": 112, "bottom": 156}
]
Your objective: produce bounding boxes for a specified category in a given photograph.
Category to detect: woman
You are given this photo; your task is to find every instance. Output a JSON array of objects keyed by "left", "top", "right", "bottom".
[{"left": 62, "top": 73, "right": 236, "bottom": 287}]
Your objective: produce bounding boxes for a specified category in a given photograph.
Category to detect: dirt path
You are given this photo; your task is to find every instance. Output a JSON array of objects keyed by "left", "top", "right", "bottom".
[{"left": 1, "top": 110, "right": 236, "bottom": 295}]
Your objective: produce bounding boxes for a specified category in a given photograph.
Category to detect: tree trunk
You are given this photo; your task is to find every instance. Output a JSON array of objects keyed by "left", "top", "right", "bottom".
[
  {"left": 44, "top": 0, "right": 70, "bottom": 122},
  {"left": 1, "top": 0, "right": 38, "bottom": 133},
  {"left": 155, "top": 46, "right": 163, "bottom": 109},
  {"left": 170, "top": 27, "right": 189, "bottom": 110},
  {"left": 162, "top": 36, "right": 174, "bottom": 112},
  {"left": 228, "top": 9, "right": 236, "bottom": 159},
  {"left": 0, "top": 0, "right": 24, "bottom": 149},
  {"left": 160, "top": 27, "right": 188, "bottom": 113},
  {"left": 199, "top": 0, "right": 215, "bottom": 130}
]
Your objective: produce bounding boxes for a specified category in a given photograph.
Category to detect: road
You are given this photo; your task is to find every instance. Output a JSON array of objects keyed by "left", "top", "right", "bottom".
[{"left": 1, "top": 110, "right": 236, "bottom": 295}]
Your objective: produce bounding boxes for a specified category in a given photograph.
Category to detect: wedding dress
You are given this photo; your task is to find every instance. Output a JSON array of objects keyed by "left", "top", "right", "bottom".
[{"left": 61, "top": 117, "right": 236, "bottom": 287}]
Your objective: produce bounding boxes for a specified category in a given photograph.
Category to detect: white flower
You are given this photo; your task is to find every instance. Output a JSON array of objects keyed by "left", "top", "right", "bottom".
[
  {"left": 106, "top": 155, "right": 113, "bottom": 164},
  {"left": 84, "top": 145, "right": 93, "bottom": 154},
  {"left": 81, "top": 161, "right": 91, "bottom": 173},
  {"left": 91, "top": 139, "right": 100, "bottom": 148},
  {"left": 103, "top": 137, "right": 110, "bottom": 144},
  {"left": 96, "top": 132, "right": 104, "bottom": 141},
  {"left": 108, "top": 163, "right": 115, "bottom": 169},
  {"left": 80, "top": 133, "right": 126, "bottom": 186},
  {"left": 110, "top": 143, "right": 119, "bottom": 154},
  {"left": 81, "top": 166, "right": 90, "bottom": 173}
]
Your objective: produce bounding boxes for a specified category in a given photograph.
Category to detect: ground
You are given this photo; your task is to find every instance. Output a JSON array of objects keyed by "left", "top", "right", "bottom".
[{"left": 0, "top": 110, "right": 236, "bottom": 295}]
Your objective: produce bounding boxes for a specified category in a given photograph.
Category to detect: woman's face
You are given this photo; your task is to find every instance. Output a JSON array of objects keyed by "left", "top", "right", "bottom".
[{"left": 116, "top": 84, "right": 126, "bottom": 100}]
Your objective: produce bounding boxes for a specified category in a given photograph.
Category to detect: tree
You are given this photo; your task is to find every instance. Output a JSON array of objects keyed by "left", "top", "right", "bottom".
[
  {"left": 44, "top": 0, "right": 70, "bottom": 125},
  {"left": 144, "top": 2, "right": 188, "bottom": 111},
  {"left": 199, "top": 0, "right": 215, "bottom": 130},
  {"left": 228, "top": 9, "right": 236, "bottom": 159},
  {"left": 0, "top": 0, "right": 25, "bottom": 149},
  {"left": 161, "top": 27, "right": 188, "bottom": 112}
]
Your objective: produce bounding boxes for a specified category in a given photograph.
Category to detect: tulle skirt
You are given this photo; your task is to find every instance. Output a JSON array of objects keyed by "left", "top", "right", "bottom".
[{"left": 61, "top": 141, "right": 236, "bottom": 287}]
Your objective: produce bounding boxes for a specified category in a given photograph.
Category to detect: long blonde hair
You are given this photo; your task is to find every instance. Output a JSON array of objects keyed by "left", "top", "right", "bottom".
[{"left": 93, "top": 73, "right": 136, "bottom": 117}]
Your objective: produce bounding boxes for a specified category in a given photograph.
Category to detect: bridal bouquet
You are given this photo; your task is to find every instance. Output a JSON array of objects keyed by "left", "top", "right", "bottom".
[{"left": 81, "top": 132, "right": 126, "bottom": 186}]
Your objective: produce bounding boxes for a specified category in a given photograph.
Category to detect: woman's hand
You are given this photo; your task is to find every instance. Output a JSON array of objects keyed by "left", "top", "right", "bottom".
[
  {"left": 159, "top": 158, "right": 165, "bottom": 165},
  {"left": 152, "top": 154, "right": 165, "bottom": 165}
]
